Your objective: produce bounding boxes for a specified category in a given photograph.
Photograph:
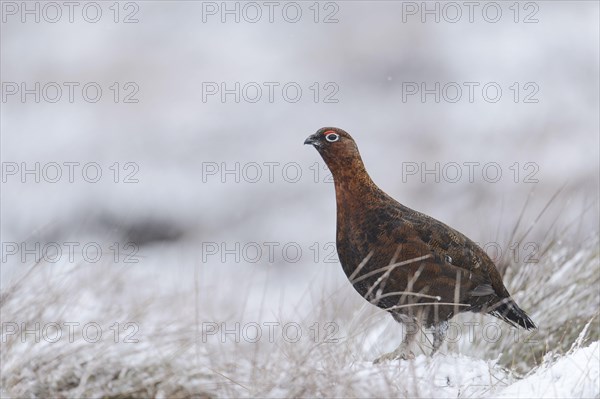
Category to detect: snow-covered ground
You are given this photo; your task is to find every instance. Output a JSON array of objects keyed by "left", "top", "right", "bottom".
[
  {"left": 1, "top": 1, "right": 599, "bottom": 397},
  {"left": 1, "top": 234, "right": 598, "bottom": 397}
]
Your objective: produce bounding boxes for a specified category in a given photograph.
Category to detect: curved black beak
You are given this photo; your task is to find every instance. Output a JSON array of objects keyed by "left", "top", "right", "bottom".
[{"left": 304, "top": 133, "right": 319, "bottom": 146}]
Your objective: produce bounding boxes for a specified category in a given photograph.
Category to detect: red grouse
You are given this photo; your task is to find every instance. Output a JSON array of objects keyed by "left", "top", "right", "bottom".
[{"left": 304, "top": 127, "right": 536, "bottom": 362}]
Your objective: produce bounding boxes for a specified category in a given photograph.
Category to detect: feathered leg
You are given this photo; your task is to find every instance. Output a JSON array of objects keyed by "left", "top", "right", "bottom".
[{"left": 373, "top": 316, "right": 420, "bottom": 363}]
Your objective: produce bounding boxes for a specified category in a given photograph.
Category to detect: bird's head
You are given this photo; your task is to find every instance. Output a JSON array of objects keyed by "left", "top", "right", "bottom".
[
  {"left": 305, "top": 127, "right": 374, "bottom": 191},
  {"left": 304, "top": 127, "right": 362, "bottom": 171}
]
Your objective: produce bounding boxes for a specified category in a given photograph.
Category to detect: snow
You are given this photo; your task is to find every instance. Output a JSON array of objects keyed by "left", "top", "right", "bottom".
[
  {"left": 1, "top": 244, "right": 598, "bottom": 397},
  {"left": 345, "top": 344, "right": 600, "bottom": 399},
  {"left": 350, "top": 354, "right": 508, "bottom": 398},
  {"left": 495, "top": 342, "right": 600, "bottom": 399}
]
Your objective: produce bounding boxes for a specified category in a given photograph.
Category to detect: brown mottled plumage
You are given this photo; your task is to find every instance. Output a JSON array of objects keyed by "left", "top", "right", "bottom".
[{"left": 305, "top": 127, "right": 536, "bottom": 361}]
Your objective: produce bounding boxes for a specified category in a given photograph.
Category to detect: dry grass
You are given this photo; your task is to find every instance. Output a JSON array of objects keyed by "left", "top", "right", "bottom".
[{"left": 1, "top": 212, "right": 598, "bottom": 397}]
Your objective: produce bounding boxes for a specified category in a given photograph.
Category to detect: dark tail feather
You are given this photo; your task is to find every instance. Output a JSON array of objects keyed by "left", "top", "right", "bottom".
[{"left": 490, "top": 299, "right": 536, "bottom": 330}]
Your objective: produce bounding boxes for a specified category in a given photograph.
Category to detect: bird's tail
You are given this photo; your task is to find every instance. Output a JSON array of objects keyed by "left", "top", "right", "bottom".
[{"left": 490, "top": 299, "right": 536, "bottom": 330}]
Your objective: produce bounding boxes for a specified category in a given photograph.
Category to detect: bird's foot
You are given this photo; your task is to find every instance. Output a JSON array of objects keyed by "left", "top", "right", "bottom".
[{"left": 373, "top": 345, "right": 415, "bottom": 364}]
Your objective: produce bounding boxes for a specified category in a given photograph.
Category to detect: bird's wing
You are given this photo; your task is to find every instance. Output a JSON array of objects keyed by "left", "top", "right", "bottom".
[
  {"left": 400, "top": 208, "right": 511, "bottom": 299},
  {"left": 371, "top": 235, "right": 491, "bottom": 306}
]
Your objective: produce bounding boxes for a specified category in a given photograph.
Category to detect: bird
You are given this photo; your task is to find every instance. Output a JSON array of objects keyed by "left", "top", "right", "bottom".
[{"left": 304, "top": 127, "right": 536, "bottom": 362}]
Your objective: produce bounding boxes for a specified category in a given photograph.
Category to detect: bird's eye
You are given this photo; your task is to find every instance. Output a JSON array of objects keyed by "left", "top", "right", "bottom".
[{"left": 325, "top": 133, "right": 340, "bottom": 143}]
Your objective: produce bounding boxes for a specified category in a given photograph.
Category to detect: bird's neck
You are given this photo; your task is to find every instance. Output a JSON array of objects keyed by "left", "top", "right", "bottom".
[{"left": 330, "top": 157, "right": 382, "bottom": 208}]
